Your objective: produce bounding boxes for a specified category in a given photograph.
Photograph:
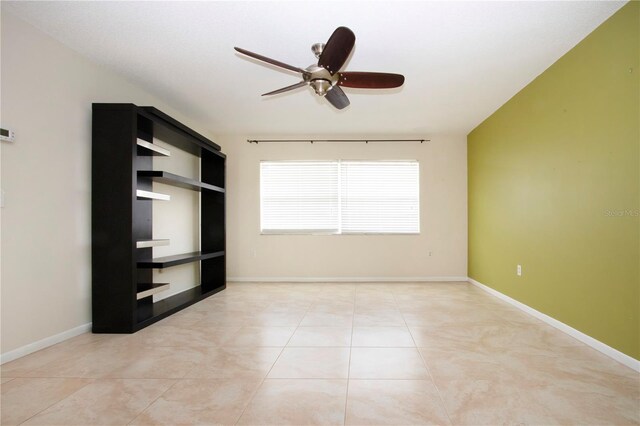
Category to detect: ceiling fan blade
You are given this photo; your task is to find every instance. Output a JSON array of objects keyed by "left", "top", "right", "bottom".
[
  {"left": 325, "top": 86, "right": 350, "bottom": 110},
  {"left": 262, "top": 81, "right": 307, "bottom": 96},
  {"left": 234, "top": 47, "right": 308, "bottom": 75},
  {"left": 318, "top": 27, "right": 355, "bottom": 75},
  {"left": 338, "top": 72, "right": 405, "bottom": 89}
]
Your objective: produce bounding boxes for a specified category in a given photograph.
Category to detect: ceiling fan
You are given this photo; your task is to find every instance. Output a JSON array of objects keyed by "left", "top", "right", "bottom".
[{"left": 234, "top": 26, "right": 405, "bottom": 110}]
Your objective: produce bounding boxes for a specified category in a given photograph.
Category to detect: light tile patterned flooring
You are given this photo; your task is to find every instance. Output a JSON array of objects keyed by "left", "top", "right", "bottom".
[{"left": 1, "top": 282, "right": 638, "bottom": 425}]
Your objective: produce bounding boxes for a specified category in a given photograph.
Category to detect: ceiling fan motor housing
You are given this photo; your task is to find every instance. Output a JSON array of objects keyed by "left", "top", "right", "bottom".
[
  {"left": 310, "top": 79, "right": 332, "bottom": 96},
  {"left": 304, "top": 65, "right": 338, "bottom": 96}
]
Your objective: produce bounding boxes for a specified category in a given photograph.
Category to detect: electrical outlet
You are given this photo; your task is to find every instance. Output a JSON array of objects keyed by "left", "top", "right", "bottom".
[
  {"left": 517, "top": 264, "right": 522, "bottom": 276},
  {"left": 0, "top": 128, "right": 15, "bottom": 143}
]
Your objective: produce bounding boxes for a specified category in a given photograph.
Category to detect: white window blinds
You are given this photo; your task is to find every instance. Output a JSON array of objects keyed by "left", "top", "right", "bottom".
[
  {"left": 341, "top": 161, "right": 419, "bottom": 234},
  {"left": 260, "top": 160, "right": 419, "bottom": 234},
  {"left": 260, "top": 161, "right": 339, "bottom": 234}
]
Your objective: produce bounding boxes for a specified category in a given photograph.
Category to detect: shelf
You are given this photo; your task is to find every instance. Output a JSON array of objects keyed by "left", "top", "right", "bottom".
[
  {"left": 136, "top": 138, "right": 170, "bottom": 156},
  {"left": 140, "top": 107, "right": 222, "bottom": 152},
  {"left": 136, "top": 189, "right": 170, "bottom": 201},
  {"left": 136, "top": 283, "right": 170, "bottom": 300},
  {"left": 135, "top": 285, "right": 225, "bottom": 329},
  {"left": 138, "top": 250, "right": 225, "bottom": 268},
  {"left": 136, "top": 239, "right": 170, "bottom": 248},
  {"left": 138, "top": 171, "right": 225, "bottom": 193}
]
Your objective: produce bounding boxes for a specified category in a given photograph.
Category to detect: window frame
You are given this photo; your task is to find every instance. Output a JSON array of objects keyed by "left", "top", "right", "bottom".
[{"left": 259, "top": 159, "right": 420, "bottom": 236}]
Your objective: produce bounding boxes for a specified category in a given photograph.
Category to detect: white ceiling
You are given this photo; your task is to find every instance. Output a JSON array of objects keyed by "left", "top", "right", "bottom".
[{"left": 5, "top": 1, "right": 625, "bottom": 136}]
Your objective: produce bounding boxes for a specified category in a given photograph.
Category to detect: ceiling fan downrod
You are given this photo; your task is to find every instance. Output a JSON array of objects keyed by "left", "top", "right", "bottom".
[{"left": 311, "top": 43, "right": 325, "bottom": 59}]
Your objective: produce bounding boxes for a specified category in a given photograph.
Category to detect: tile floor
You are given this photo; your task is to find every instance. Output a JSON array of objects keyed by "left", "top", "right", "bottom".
[{"left": 1, "top": 282, "right": 638, "bottom": 425}]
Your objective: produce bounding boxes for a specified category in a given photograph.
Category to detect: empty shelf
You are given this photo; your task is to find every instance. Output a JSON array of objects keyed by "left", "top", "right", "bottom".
[
  {"left": 135, "top": 285, "right": 225, "bottom": 328},
  {"left": 138, "top": 171, "right": 225, "bottom": 193},
  {"left": 136, "top": 138, "right": 170, "bottom": 156},
  {"left": 138, "top": 250, "right": 225, "bottom": 268},
  {"left": 136, "top": 239, "right": 170, "bottom": 248},
  {"left": 140, "top": 107, "right": 222, "bottom": 153},
  {"left": 136, "top": 283, "right": 170, "bottom": 300},
  {"left": 136, "top": 189, "right": 170, "bottom": 201}
]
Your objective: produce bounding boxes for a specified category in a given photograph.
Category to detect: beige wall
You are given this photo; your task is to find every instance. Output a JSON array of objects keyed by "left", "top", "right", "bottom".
[
  {"left": 0, "top": 11, "right": 211, "bottom": 356},
  {"left": 222, "top": 134, "right": 467, "bottom": 280}
]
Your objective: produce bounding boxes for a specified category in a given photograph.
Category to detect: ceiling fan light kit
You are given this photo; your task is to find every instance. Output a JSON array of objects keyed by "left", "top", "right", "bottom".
[{"left": 234, "top": 26, "right": 405, "bottom": 109}]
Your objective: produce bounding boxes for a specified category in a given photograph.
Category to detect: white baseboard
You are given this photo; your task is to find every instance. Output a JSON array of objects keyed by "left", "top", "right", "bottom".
[
  {"left": 227, "top": 276, "right": 469, "bottom": 283},
  {"left": 468, "top": 278, "right": 640, "bottom": 373},
  {"left": 1, "top": 323, "right": 92, "bottom": 365}
]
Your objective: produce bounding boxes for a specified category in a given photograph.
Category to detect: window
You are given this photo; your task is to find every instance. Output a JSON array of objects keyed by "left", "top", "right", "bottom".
[
  {"left": 260, "top": 161, "right": 339, "bottom": 234},
  {"left": 260, "top": 160, "right": 419, "bottom": 234}
]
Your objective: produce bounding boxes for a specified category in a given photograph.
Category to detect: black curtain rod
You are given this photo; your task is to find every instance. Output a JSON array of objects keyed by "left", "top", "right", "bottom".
[{"left": 247, "top": 139, "right": 429, "bottom": 144}]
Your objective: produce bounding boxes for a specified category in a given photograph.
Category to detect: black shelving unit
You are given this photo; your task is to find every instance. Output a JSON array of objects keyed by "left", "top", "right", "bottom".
[{"left": 92, "top": 103, "right": 226, "bottom": 333}]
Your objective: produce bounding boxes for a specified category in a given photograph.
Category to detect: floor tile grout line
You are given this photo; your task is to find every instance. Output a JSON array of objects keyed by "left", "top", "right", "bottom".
[
  {"left": 414, "top": 347, "right": 454, "bottom": 426},
  {"left": 231, "top": 375, "right": 269, "bottom": 426},
  {"left": 394, "top": 289, "right": 454, "bottom": 426},
  {"left": 262, "top": 377, "right": 449, "bottom": 381},
  {"left": 12, "top": 378, "right": 95, "bottom": 425},
  {"left": 244, "top": 374, "right": 486, "bottom": 381},
  {"left": 343, "top": 285, "right": 357, "bottom": 426},
  {"left": 126, "top": 378, "right": 182, "bottom": 425},
  {"left": 232, "top": 344, "right": 284, "bottom": 424},
  {"left": 233, "top": 289, "right": 316, "bottom": 425},
  {"left": 3, "top": 340, "right": 106, "bottom": 383}
]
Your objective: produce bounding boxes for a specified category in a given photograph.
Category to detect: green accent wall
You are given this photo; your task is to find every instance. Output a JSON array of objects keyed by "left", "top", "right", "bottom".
[{"left": 468, "top": 2, "right": 639, "bottom": 360}]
